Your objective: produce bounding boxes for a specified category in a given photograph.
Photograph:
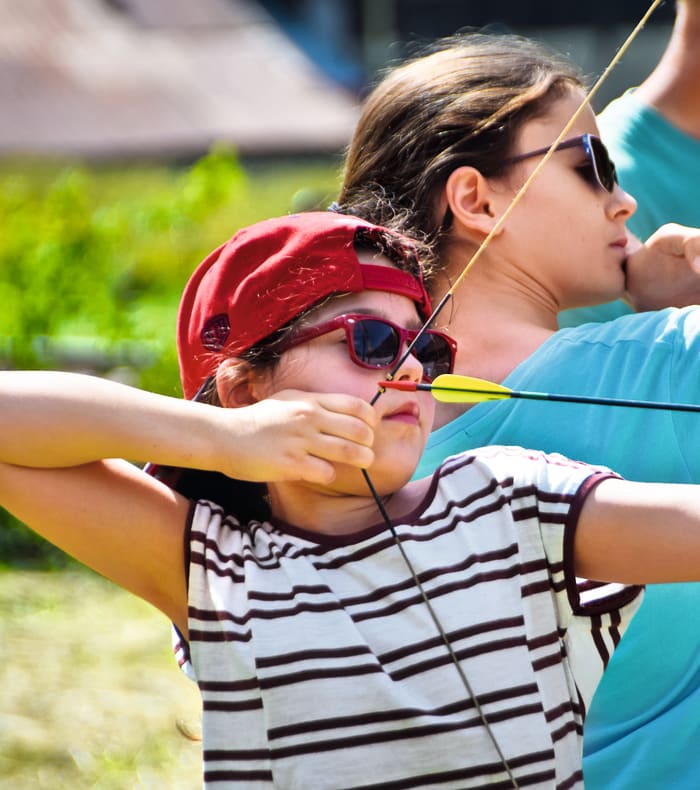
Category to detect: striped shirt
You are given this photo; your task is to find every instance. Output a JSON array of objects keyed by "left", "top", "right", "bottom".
[{"left": 176, "top": 447, "right": 643, "bottom": 789}]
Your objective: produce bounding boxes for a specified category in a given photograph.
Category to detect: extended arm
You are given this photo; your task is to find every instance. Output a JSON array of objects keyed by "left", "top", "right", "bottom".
[
  {"left": 575, "top": 477, "right": 700, "bottom": 583},
  {"left": 0, "top": 371, "right": 376, "bottom": 632},
  {"left": 635, "top": 0, "right": 700, "bottom": 138}
]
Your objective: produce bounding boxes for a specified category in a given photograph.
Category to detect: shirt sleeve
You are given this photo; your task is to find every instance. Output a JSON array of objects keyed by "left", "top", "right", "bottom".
[
  {"left": 172, "top": 498, "right": 246, "bottom": 682},
  {"left": 522, "top": 451, "right": 644, "bottom": 709}
]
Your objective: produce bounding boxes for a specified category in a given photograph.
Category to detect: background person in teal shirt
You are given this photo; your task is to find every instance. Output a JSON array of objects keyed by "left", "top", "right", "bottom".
[{"left": 337, "top": 31, "right": 700, "bottom": 790}]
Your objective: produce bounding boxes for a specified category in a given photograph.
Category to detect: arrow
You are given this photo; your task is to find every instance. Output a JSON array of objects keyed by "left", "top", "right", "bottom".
[{"left": 379, "top": 374, "right": 700, "bottom": 413}]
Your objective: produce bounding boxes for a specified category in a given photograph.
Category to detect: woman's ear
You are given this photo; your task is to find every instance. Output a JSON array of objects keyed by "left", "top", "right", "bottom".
[
  {"left": 216, "top": 358, "right": 263, "bottom": 408},
  {"left": 444, "top": 166, "right": 501, "bottom": 238}
]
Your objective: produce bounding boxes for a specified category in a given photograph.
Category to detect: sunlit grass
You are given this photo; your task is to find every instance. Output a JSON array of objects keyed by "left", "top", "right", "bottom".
[{"left": 0, "top": 569, "right": 202, "bottom": 788}]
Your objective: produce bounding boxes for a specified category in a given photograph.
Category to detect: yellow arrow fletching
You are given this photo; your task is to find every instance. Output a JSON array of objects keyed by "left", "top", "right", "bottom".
[{"left": 429, "top": 374, "right": 512, "bottom": 403}]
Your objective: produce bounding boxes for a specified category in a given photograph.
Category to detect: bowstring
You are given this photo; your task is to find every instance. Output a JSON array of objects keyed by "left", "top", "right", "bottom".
[
  {"left": 361, "top": 469, "right": 518, "bottom": 785},
  {"left": 360, "top": 3, "right": 663, "bottom": 785}
]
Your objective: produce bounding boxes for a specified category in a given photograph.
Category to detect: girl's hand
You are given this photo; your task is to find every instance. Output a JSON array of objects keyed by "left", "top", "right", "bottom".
[
  {"left": 625, "top": 223, "right": 700, "bottom": 311},
  {"left": 217, "top": 390, "right": 377, "bottom": 485},
  {"left": 0, "top": 372, "right": 376, "bottom": 487}
]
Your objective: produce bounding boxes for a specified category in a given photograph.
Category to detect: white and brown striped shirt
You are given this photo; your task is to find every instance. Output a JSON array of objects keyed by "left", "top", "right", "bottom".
[{"left": 176, "top": 447, "right": 642, "bottom": 789}]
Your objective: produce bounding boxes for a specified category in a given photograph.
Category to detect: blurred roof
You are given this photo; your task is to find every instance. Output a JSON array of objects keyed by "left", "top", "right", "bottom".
[{"left": 0, "top": 0, "right": 360, "bottom": 159}]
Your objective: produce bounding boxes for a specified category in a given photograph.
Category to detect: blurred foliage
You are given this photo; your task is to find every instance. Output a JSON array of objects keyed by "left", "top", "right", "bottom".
[{"left": 0, "top": 147, "right": 341, "bottom": 565}]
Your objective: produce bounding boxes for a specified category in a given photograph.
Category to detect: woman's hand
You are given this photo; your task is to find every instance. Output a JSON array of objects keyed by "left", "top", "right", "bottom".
[{"left": 625, "top": 223, "right": 700, "bottom": 311}]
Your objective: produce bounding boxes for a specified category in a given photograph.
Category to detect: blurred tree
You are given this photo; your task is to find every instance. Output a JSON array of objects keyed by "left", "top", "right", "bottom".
[{"left": 0, "top": 146, "right": 340, "bottom": 564}]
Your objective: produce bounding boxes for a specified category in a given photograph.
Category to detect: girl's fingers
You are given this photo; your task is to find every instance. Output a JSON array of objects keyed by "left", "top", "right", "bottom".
[
  {"left": 268, "top": 391, "right": 377, "bottom": 447},
  {"left": 318, "top": 410, "right": 375, "bottom": 448},
  {"left": 309, "top": 392, "right": 377, "bottom": 430},
  {"left": 304, "top": 432, "right": 376, "bottom": 468},
  {"left": 294, "top": 455, "right": 338, "bottom": 485},
  {"left": 271, "top": 393, "right": 378, "bottom": 479}
]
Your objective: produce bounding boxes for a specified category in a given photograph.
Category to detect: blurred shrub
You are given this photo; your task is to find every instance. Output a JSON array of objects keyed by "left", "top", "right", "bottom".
[{"left": 0, "top": 147, "right": 340, "bottom": 565}]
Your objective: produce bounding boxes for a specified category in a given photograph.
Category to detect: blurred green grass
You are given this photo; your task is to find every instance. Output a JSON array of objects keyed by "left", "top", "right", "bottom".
[
  {"left": 0, "top": 149, "right": 343, "bottom": 395},
  {"left": 0, "top": 568, "right": 203, "bottom": 788}
]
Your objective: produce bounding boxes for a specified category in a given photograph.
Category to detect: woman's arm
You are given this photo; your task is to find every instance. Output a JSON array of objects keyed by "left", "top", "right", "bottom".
[
  {"left": 575, "top": 477, "right": 700, "bottom": 583},
  {"left": 635, "top": 0, "right": 700, "bottom": 137}
]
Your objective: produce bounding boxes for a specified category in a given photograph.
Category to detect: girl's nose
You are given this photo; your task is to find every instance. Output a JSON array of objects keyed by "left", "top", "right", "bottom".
[{"left": 394, "top": 342, "right": 424, "bottom": 383}]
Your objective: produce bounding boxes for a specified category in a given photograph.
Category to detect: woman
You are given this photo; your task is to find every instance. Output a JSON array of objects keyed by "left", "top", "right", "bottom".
[{"left": 337, "top": 33, "right": 700, "bottom": 789}]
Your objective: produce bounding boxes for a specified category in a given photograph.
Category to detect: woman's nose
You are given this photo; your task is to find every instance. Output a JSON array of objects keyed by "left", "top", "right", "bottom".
[{"left": 610, "top": 183, "right": 637, "bottom": 221}]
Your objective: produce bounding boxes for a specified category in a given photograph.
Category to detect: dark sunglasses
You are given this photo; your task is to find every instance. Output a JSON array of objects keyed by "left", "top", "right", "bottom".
[
  {"left": 277, "top": 313, "right": 457, "bottom": 382},
  {"left": 506, "top": 133, "right": 618, "bottom": 193}
]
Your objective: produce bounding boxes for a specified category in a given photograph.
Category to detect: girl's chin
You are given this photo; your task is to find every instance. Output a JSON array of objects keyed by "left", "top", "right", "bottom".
[{"left": 360, "top": 468, "right": 418, "bottom": 496}]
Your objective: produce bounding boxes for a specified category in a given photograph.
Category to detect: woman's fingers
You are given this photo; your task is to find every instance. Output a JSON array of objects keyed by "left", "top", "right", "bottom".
[{"left": 626, "top": 223, "right": 700, "bottom": 310}]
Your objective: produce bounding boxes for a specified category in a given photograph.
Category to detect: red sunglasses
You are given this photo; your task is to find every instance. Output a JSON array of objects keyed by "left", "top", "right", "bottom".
[{"left": 277, "top": 313, "right": 457, "bottom": 382}]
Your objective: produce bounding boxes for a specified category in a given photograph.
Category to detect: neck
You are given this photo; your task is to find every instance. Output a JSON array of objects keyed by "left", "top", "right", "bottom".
[
  {"left": 429, "top": 251, "right": 558, "bottom": 428},
  {"left": 266, "top": 476, "right": 430, "bottom": 536},
  {"left": 438, "top": 250, "right": 559, "bottom": 369}
]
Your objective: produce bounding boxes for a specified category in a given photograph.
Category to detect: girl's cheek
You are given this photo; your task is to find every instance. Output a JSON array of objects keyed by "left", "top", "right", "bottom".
[{"left": 266, "top": 353, "right": 312, "bottom": 393}]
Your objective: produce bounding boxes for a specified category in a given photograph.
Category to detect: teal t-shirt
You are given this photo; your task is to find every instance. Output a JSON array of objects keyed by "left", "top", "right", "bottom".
[
  {"left": 559, "top": 90, "right": 700, "bottom": 329},
  {"left": 416, "top": 307, "right": 700, "bottom": 790}
]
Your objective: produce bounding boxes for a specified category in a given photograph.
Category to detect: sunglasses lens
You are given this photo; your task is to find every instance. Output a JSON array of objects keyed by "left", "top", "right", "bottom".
[
  {"left": 413, "top": 333, "right": 454, "bottom": 381},
  {"left": 350, "top": 318, "right": 454, "bottom": 381},
  {"left": 590, "top": 137, "right": 617, "bottom": 192},
  {"left": 351, "top": 319, "right": 400, "bottom": 368}
]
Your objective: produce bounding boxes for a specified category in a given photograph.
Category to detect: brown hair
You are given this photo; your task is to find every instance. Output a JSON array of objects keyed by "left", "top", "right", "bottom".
[{"left": 337, "top": 33, "right": 585, "bottom": 270}]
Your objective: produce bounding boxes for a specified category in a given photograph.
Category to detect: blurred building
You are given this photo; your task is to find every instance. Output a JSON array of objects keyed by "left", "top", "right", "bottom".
[
  {"left": 0, "top": 0, "right": 674, "bottom": 160},
  {"left": 258, "top": 0, "right": 675, "bottom": 110},
  {"left": 0, "top": 0, "right": 360, "bottom": 159}
]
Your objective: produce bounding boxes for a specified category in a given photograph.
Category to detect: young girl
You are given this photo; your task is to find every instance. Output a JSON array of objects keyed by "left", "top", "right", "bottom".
[
  {"left": 5, "top": 210, "right": 700, "bottom": 789},
  {"left": 335, "top": 33, "right": 700, "bottom": 788}
]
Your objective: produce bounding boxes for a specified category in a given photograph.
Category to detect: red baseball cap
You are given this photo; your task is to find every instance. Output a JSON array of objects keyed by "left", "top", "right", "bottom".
[{"left": 177, "top": 211, "right": 431, "bottom": 399}]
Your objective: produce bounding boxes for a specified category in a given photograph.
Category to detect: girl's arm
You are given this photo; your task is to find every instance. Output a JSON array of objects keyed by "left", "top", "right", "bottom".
[
  {"left": 0, "top": 371, "right": 376, "bottom": 481},
  {"left": 0, "top": 456, "right": 192, "bottom": 633},
  {"left": 0, "top": 371, "right": 376, "bottom": 632},
  {"left": 575, "top": 477, "right": 700, "bottom": 583}
]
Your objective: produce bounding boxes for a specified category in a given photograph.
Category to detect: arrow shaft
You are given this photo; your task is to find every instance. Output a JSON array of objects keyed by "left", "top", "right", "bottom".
[
  {"left": 385, "top": 380, "right": 700, "bottom": 413},
  {"left": 511, "top": 389, "right": 700, "bottom": 413},
  {"left": 421, "top": 383, "right": 700, "bottom": 413}
]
